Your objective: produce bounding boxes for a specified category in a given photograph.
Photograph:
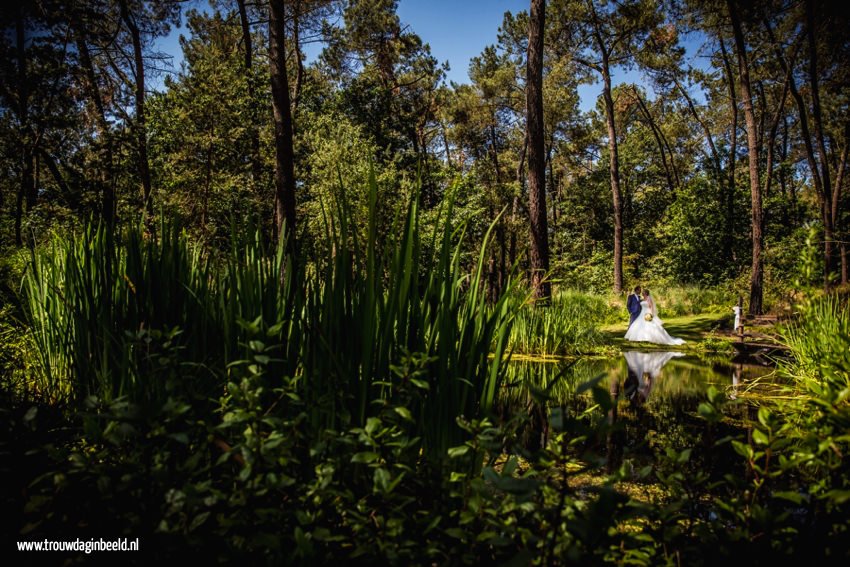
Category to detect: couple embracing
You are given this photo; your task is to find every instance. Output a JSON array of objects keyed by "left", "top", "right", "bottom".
[{"left": 625, "top": 286, "right": 685, "bottom": 346}]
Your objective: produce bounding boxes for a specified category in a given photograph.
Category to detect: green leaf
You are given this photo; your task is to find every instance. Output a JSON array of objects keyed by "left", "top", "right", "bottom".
[
  {"left": 824, "top": 489, "right": 850, "bottom": 504},
  {"left": 731, "top": 440, "right": 753, "bottom": 459},
  {"left": 751, "top": 429, "right": 769, "bottom": 445},
  {"left": 448, "top": 445, "right": 471, "bottom": 458},
  {"left": 373, "top": 467, "right": 390, "bottom": 493},
  {"left": 351, "top": 452, "right": 379, "bottom": 464},
  {"left": 365, "top": 417, "right": 381, "bottom": 435},
  {"left": 393, "top": 407, "right": 413, "bottom": 421},
  {"left": 169, "top": 432, "right": 189, "bottom": 445},
  {"left": 189, "top": 512, "right": 210, "bottom": 532},
  {"left": 698, "top": 402, "right": 719, "bottom": 421},
  {"left": 23, "top": 406, "right": 38, "bottom": 423},
  {"left": 773, "top": 491, "right": 806, "bottom": 505},
  {"left": 757, "top": 406, "right": 772, "bottom": 428}
]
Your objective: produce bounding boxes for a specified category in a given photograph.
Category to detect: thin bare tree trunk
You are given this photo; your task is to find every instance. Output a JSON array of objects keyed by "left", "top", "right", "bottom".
[
  {"left": 270, "top": 0, "right": 297, "bottom": 256},
  {"left": 805, "top": 0, "right": 836, "bottom": 288},
  {"left": 636, "top": 86, "right": 676, "bottom": 194},
  {"left": 15, "top": 6, "right": 34, "bottom": 246},
  {"left": 719, "top": 36, "right": 738, "bottom": 263},
  {"left": 118, "top": 0, "right": 153, "bottom": 222},
  {"left": 728, "top": 0, "right": 763, "bottom": 315},
  {"left": 526, "top": 0, "right": 550, "bottom": 300},
  {"left": 511, "top": 133, "right": 529, "bottom": 271},
  {"left": 237, "top": 0, "right": 263, "bottom": 195},
  {"left": 765, "top": 19, "right": 832, "bottom": 289},
  {"left": 589, "top": 2, "right": 623, "bottom": 294},
  {"left": 291, "top": 0, "right": 305, "bottom": 113},
  {"left": 74, "top": 25, "right": 115, "bottom": 227},
  {"left": 832, "top": 124, "right": 848, "bottom": 285}
]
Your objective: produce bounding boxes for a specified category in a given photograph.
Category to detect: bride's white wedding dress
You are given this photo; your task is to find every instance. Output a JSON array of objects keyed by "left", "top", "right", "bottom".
[{"left": 624, "top": 299, "right": 685, "bottom": 345}]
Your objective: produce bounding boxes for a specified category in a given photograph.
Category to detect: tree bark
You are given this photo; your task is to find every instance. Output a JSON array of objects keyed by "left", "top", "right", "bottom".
[
  {"left": 526, "top": 0, "right": 550, "bottom": 300},
  {"left": 15, "top": 6, "right": 34, "bottom": 246},
  {"left": 635, "top": 87, "right": 676, "bottom": 194},
  {"left": 589, "top": 2, "right": 624, "bottom": 294},
  {"left": 765, "top": 19, "right": 833, "bottom": 289},
  {"left": 291, "top": 0, "right": 305, "bottom": 113},
  {"left": 73, "top": 25, "right": 115, "bottom": 227},
  {"left": 270, "top": 0, "right": 297, "bottom": 255},
  {"left": 805, "top": 0, "right": 835, "bottom": 288},
  {"left": 728, "top": 0, "right": 763, "bottom": 315},
  {"left": 832, "top": 124, "right": 848, "bottom": 285},
  {"left": 719, "top": 36, "right": 737, "bottom": 263},
  {"left": 118, "top": 0, "right": 153, "bottom": 222},
  {"left": 39, "top": 148, "right": 80, "bottom": 210},
  {"left": 601, "top": 58, "right": 624, "bottom": 294},
  {"left": 511, "top": 133, "right": 529, "bottom": 271},
  {"left": 675, "top": 78, "right": 720, "bottom": 183},
  {"left": 237, "top": 0, "right": 263, "bottom": 195}
]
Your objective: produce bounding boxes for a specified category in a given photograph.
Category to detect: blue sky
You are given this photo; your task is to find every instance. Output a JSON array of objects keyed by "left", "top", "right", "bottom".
[{"left": 154, "top": 0, "right": 706, "bottom": 112}]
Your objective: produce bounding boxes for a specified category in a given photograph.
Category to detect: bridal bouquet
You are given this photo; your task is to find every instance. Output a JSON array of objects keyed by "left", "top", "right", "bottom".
[{"left": 644, "top": 313, "right": 654, "bottom": 321}]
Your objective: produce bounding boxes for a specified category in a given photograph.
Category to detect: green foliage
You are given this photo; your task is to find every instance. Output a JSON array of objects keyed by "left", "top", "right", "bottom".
[
  {"left": 21, "top": 174, "right": 515, "bottom": 463},
  {"left": 655, "top": 176, "right": 734, "bottom": 284},
  {"left": 508, "top": 290, "right": 614, "bottom": 355}
]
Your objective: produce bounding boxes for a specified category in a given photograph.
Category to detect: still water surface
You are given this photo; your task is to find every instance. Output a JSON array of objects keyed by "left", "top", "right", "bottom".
[
  {"left": 504, "top": 351, "right": 776, "bottom": 406},
  {"left": 501, "top": 351, "right": 778, "bottom": 467}
]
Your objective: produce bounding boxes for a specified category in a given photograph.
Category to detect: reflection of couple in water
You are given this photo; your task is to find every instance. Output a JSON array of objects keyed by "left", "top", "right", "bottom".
[{"left": 623, "top": 351, "right": 684, "bottom": 404}]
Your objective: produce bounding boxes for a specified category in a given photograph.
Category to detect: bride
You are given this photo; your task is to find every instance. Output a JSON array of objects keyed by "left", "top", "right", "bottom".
[{"left": 624, "top": 289, "right": 685, "bottom": 345}]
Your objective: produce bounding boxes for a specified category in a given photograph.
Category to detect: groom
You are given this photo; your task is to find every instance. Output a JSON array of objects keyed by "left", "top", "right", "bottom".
[{"left": 627, "top": 285, "right": 642, "bottom": 326}]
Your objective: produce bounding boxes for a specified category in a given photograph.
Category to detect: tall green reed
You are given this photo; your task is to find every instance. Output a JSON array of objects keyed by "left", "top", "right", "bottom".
[
  {"left": 24, "top": 223, "right": 221, "bottom": 404},
  {"left": 779, "top": 295, "right": 850, "bottom": 397},
  {"left": 23, "top": 173, "right": 518, "bottom": 463},
  {"left": 508, "top": 290, "right": 608, "bottom": 355},
  {"left": 299, "top": 172, "right": 517, "bottom": 460}
]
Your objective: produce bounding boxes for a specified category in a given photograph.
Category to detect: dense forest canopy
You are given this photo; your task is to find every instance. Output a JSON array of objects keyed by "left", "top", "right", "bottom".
[{"left": 1, "top": 0, "right": 848, "bottom": 310}]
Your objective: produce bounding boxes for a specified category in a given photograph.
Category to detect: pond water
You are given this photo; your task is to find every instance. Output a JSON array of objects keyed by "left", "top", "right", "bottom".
[
  {"left": 499, "top": 351, "right": 779, "bottom": 471},
  {"left": 503, "top": 350, "right": 776, "bottom": 406}
]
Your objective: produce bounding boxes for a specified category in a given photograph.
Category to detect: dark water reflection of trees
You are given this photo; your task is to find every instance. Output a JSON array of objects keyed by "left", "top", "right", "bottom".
[{"left": 497, "top": 352, "right": 775, "bottom": 475}]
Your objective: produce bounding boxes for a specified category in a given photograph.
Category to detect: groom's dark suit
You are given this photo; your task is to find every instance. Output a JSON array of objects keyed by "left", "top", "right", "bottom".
[{"left": 627, "top": 293, "right": 641, "bottom": 326}]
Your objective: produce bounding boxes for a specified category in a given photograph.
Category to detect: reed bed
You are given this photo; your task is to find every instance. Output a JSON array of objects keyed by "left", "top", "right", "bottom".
[
  {"left": 507, "top": 290, "right": 612, "bottom": 355},
  {"left": 22, "top": 176, "right": 517, "bottom": 462},
  {"left": 779, "top": 295, "right": 850, "bottom": 397}
]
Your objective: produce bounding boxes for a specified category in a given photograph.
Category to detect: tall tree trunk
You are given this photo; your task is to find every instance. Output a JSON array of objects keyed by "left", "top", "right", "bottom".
[
  {"left": 719, "top": 36, "right": 738, "bottom": 263},
  {"left": 74, "top": 25, "right": 115, "bottom": 227},
  {"left": 39, "top": 149, "right": 80, "bottom": 210},
  {"left": 601, "top": 57, "right": 624, "bottom": 293},
  {"left": 291, "top": 0, "right": 305, "bottom": 113},
  {"left": 237, "top": 0, "right": 263, "bottom": 195},
  {"left": 270, "top": 0, "right": 297, "bottom": 255},
  {"left": 765, "top": 20, "right": 832, "bottom": 288},
  {"left": 490, "top": 123, "right": 506, "bottom": 297},
  {"left": 589, "top": 2, "right": 623, "bottom": 293},
  {"left": 728, "top": 0, "right": 763, "bottom": 315},
  {"left": 118, "top": 0, "right": 153, "bottom": 221},
  {"left": 762, "top": 73, "right": 790, "bottom": 204},
  {"left": 676, "top": 79, "right": 721, "bottom": 181},
  {"left": 636, "top": 86, "right": 676, "bottom": 193},
  {"left": 779, "top": 115, "right": 791, "bottom": 226},
  {"left": 526, "top": 0, "right": 550, "bottom": 300},
  {"left": 805, "top": 0, "right": 835, "bottom": 288},
  {"left": 15, "top": 6, "right": 34, "bottom": 246},
  {"left": 441, "top": 120, "right": 452, "bottom": 167},
  {"left": 832, "top": 124, "right": 848, "bottom": 285},
  {"left": 511, "top": 133, "right": 529, "bottom": 271}
]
